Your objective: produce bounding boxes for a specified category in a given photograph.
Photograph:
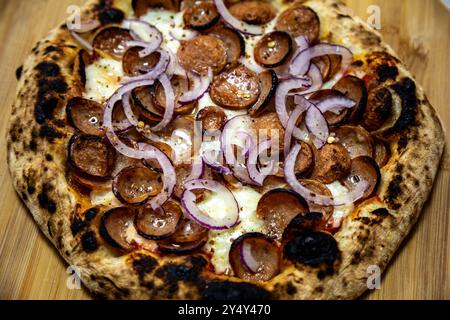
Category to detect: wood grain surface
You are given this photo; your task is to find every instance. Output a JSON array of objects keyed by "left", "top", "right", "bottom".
[{"left": 0, "top": 0, "right": 449, "bottom": 300}]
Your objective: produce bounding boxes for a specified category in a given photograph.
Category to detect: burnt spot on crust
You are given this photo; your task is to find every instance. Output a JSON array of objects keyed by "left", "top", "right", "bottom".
[
  {"left": 351, "top": 25, "right": 381, "bottom": 47},
  {"left": 132, "top": 254, "right": 158, "bottom": 279},
  {"left": 39, "top": 124, "right": 63, "bottom": 141},
  {"left": 35, "top": 96, "right": 59, "bottom": 124},
  {"left": 38, "top": 78, "right": 68, "bottom": 94},
  {"left": 47, "top": 221, "right": 53, "bottom": 238},
  {"left": 397, "top": 135, "right": 408, "bottom": 153},
  {"left": 202, "top": 281, "right": 271, "bottom": 300},
  {"left": 385, "top": 174, "right": 403, "bottom": 210},
  {"left": 71, "top": 216, "right": 87, "bottom": 236},
  {"left": 286, "top": 282, "right": 297, "bottom": 295},
  {"left": 45, "top": 154, "right": 53, "bottom": 161},
  {"left": 284, "top": 231, "right": 340, "bottom": 268},
  {"left": 15, "top": 66, "right": 23, "bottom": 80},
  {"left": 337, "top": 13, "right": 351, "bottom": 19},
  {"left": 43, "top": 45, "right": 63, "bottom": 55},
  {"left": 372, "top": 208, "right": 390, "bottom": 217},
  {"left": 356, "top": 208, "right": 392, "bottom": 226},
  {"left": 81, "top": 230, "right": 98, "bottom": 252},
  {"left": 99, "top": 8, "right": 125, "bottom": 25},
  {"left": 388, "top": 78, "right": 418, "bottom": 134},
  {"left": 35, "top": 62, "right": 60, "bottom": 77},
  {"left": 37, "top": 183, "right": 57, "bottom": 214},
  {"left": 376, "top": 64, "right": 399, "bottom": 83},
  {"left": 85, "top": 207, "right": 99, "bottom": 221}
]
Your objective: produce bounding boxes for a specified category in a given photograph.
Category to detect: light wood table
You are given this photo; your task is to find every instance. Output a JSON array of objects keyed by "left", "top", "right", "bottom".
[{"left": 0, "top": 0, "right": 449, "bottom": 300}]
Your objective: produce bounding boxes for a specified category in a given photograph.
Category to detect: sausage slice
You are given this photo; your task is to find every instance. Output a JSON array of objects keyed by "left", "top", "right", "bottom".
[
  {"left": 342, "top": 156, "right": 380, "bottom": 201},
  {"left": 100, "top": 207, "right": 136, "bottom": 251},
  {"left": 362, "top": 86, "right": 393, "bottom": 132},
  {"left": 93, "top": 27, "right": 133, "bottom": 58},
  {"left": 209, "top": 26, "right": 245, "bottom": 68},
  {"left": 310, "top": 89, "right": 352, "bottom": 126},
  {"left": 123, "top": 48, "right": 161, "bottom": 76},
  {"left": 311, "top": 143, "right": 352, "bottom": 184},
  {"left": 66, "top": 97, "right": 105, "bottom": 136},
  {"left": 196, "top": 106, "right": 227, "bottom": 132},
  {"left": 135, "top": 200, "right": 183, "bottom": 240},
  {"left": 184, "top": 1, "right": 219, "bottom": 30},
  {"left": 332, "top": 125, "right": 374, "bottom": 159},
  {"left": 373, "top": 136, "right": 391, "bottom": 168},
  {"left": 229, "top": 1, "right": 277, "bottom": 25},
  {"left": 257, "top": 189, "right": 309, "bottom": 240},
  {"left": 131, "top": 85, "right": 164, "bottom": 122},
  {"left": 177, "top": 35, "right": 227, "bottom": 75},
  {"left": 229, "top": 233, "right": 280, "bottom": 281},
  {"left": 294, "top": 141, "right": 314, "bottom": 176},
  {"left": 154, "top": 74, "right": 198, "bottom": 115},
  {"left": 275, "top": 5, "right": 320, "bottom": 43},
  {"left": 299, "top": 179, "right": 333, "bottom": 219},
  {"left": 68, "top": 134, "right": 116, "bottom": 179},
  {"left": 254, "top": 31, "right": 293, "bottom": 68},
  {"left": 332, "top": 75, "right": 368, "bottom": 123},
  {"left": 248, "top": 70, "right": 278, "bottom": 116},
  {"left": 210, "top": 65, "right": 261, "bottom": 109}
]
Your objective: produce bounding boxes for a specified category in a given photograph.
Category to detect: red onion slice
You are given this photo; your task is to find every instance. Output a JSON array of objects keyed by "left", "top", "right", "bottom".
[
  {"left": 150, "top": 74, "right": 175, "bottom": 132},
  {"left": 182, "top": 179, "right": 239, "bottom": 230},
  {"left": 240, "top": 242, "right": 260, "bottom": 273},
  {"left": 123, "top": 19, "right": 163, "bottom": 44},
  {"left": 179, "top": 68, "right": 213, "bottom": 104},
  {"left": 104, "top": 91, "right": 176, "bottom": 209},
  {"left": 122, "top": 49, "right": 170, "bottom": 83},
  {"left": 315, "top": 95, "right": 356, "bottom": 114},
  {"left": 290, "top": 44, "right": 353, "bottom": 77},
  {"left": 126, "top": 40, "right": 161, "bottom": 58},
  {"left": 201, "top": 140, "right": 231, "bottom": 175},
  {"left": 305, "top": 103, "right": 329, "bottom": 148},
  {"left": 66, "top": 19, "right": 100, "bottom": 54},
  {"left": 213, "top": 0, "right": 263, "bottom": 35},
  {"left": 169, "top": 29, "right": 199, "bottom": 41},
  {"left": 283, "top": 101, "right": 310, "bottom": 157},
  {"left": 284, "top": 144, "right": 368, "bottom": 206},
  {"left": 248, "top": 139, "right": 275, "bottom": 186}
]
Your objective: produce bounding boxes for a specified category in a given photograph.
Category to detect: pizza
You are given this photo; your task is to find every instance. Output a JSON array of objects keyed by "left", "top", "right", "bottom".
[{"left": 6, "top": 0, "right": 445, "bottom": 300}]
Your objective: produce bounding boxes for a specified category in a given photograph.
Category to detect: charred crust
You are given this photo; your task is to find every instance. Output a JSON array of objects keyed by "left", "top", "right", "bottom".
[
  {"left": 385, "top": 174, "right": 403, "bottom": 209},
  {"left": 43, "top": 45, "right": 62, "bottom": 55},
  {"left": 132, "top": 254, "right": 158, "bottom": 279},
  {"left": 202, "top": 281, "right": 271, "bottom": 300},
  {"left": 45, "top": 154, "right": 53, "bottom": 161},
  {"left": 47, "top": 221, "right": 53, "bottom": 238},
  {"left": 38, "top": 78, "right": 68, "bottom": 94},
  {"left": 85, "top": 208, "right": 99, "bottom": 221},
  {"left": 372, "top": 208, "right": 390, "bottom": 217},
  {"left": 81, "top": 231, "right": 98, "bottom": 252},
  {"left": 71, "top": 216, "right": 88, "bottom": 236},
  {"left": 388, "top": 77, "right": 418, "bottom": 133},
  {"left": 15, "top": 66, "right": 23, "bottom": 80},
  {"left": 35, "top": 62, "right": 60, "bottom": 77},
  {"left": 376, "top": 64, "right": 398, "bottom": 83},
  {"left": 286, "top": 282, "right": 297, "bottom": 295},
  {"left": 39, "top": 124, "right": 63, "bottom": 141},
  {"left": 37, "top": 183, "right": 57, "bottom": 214},
  {"left": 35, "top": 96, "right": 59, "bottom": 124},
  {"left": 99, "top": 8, "right": 125, "bottom": 25}
]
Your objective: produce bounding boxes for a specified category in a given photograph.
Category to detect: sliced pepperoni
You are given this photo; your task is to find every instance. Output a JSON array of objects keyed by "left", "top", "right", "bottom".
[
  {"left": 298, "top": 179, "right": 333, "bottom": 219},
  {"left": 294, "top": 141, "right": 314, "bottom": 177},
  {"left": 131, "top": 85, "right": 164, "bottom": 122},
  {"left": 210, "top": 65, "right": 261, "bottom": 109},
  {"left": 257, "top": 189, "right": 309, "bottom": 240},
  {"left": 373, "top": 136, "right": 391, "bottom": 168},
  {"left": 342, "top": 156, "right": 380, "bottom": 201},
  {"left": 250, "top": 111, "right": 285, "bottom": 155},
  {"left": 92, "top": 27, "right": 133, "bottom": 58},
  {"left": 362, "top": 86, "right": 393, "bottom": 132},
  {"left": 196, "top": 106, "right": 227, "bottom": 132},
  {"left": 68, "top": 134, "right": 116, "bottom": 179},
  {"left": 184, "top": 1, "right": 219, "bottom": 30},
  {"left": 158, "top": 217, "right": 209, "bottom": 253},
  {"left": 311, "top": 143, "right": 351, "bottom": 184},
  {"left": 123, "top": 48, "right": 160, "bottom": 76},
  {"left": 68, "top": 168, "right": 110, "bottom": 191},
  {"left": 208, "top": 26, "right": 245, "bottom": 68},
  {"left": 135, "top": 200, "right": 183, "bottom": 240},
  {"left": 332, "top": 75, "right": 368, "bottom": 123},
  {"left": 229, "top": 233, "right": 280, "bottom": 281},
  {"left": 66, "top": 97, "right": 105, "bottom": 136},
  {"left": 310, "top": 90, "right": 352, "bottom": 126},
  {"left": 248, "top": 70, "right": 278, "bottom": 116},
  {"left": 275, "top": 5, "right": 320, "bottom": 43},
  {"left": 254, "top": 31, "right": 293, "bottom": 68},
  {"left": 132, "top": 0, "right": 180, "bottom": 17},
  {"left": 112, "top": 101, "right": 133, "bottom": 132},
  {"left": 177, "top": 35, "right": 227, "bottom": 75},
  {"left": 332, "top": 125, "right": 374, "bottom": 159},
  {"left": 229, "top": 1, "right": 277, "bottom": 25},
  {"left": 100, "top": 207, "right": 136, "bottom": 251},
  {"left": 282, "top": 212, "right": 325, "bottom": 244},
  {"left": 173, "top": 163, "right": 194, "bottom": 199},
  {"left": 154, "top": 75, "right": 198, "bottom": 115},
  {"left": 112, "top": 165, "right": 163, "bottom": 205}
]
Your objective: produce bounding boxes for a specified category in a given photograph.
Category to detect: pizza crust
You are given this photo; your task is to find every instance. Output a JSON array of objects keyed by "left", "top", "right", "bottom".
[{"left": 6, "top": 0, "right": 445, "bottom": 299}]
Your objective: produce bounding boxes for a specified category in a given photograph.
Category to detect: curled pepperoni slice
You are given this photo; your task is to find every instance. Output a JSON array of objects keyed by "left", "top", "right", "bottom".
[
  {"left": 372, "top": 136, "right": 391, "bottom": 168},
  {"left": 310, "top": 89, "right": 352, "bottom": 126},
  {"left": 229, "top": 233, "right": 280, "bottom": 281},
  {"left": 229, "top": 1, "right": 277, "bottom": 25},
  {"left": 248, "top": 70, "right": 278, "bottom": 116},
  {"left": 66, "top": 97, "right": 105, "bottom": 136},
  {"left": 131, "top": 86, "right": 164, "bottom": 122},
  {"left": 154, "top": 75, "right": 198, "bottom": 115},
  {"left": 177, "top": 35, "right": 227, "bottom": 75},
  {"left": 132, "top": 0, "right": 180, "bottom": 17},
  {"left": 92, "top": 27, "right": 133, "bottom": 58},
  {"left": 332, "top": 75, "right": 368, "bottom": 123},
  {"left": 123, "top": 48, "right": 160, "bottom": 76},
  {"left": 158, "top": 217, "right": 209, "bottom": 254},
  {"left": 298, "top": 179, "right": 333, "bottom": 219},
  {"left": 254, "top": 31, "right": 293, "bottom": 68},
  {"left": 257, "top": 189, "right": 309, "bottom": 240},
  {"left": 112, "top": 166, "right": 163, "bottom": 205},
  {"left": 184, "top": 1, "right": 219, "bottom": 30},
  {"left": 311, "top": 143, "right": 352, "bottom": 184},
  {"left": 100, "top": 207, "right": 136, "bottom": 251},
  {"left": 135, "top": 200, "right": 183, "bottom": 240},
  {"left": 362, "top": 86, "right": 393, "bottom": 132},
  {"left": 196, "top": 106, "right": 227, "bottom": 132},
  {"left": 342, "top": 156, "right": 380, "bottom": 201},
  {"left": 68, "top": 134, "right": 116, "bottom": 179},
  {"left": 332, "top": 125, "right": 374, "bottom": 159},
  {"left": 209, "top": 26, "right": 245, "bottom": 68},
  {"left": 275, "top": 5, "right": 320, "bottom": 43},
  {"left": 210, "top": 65, "right": 261, "bottom": 110}
]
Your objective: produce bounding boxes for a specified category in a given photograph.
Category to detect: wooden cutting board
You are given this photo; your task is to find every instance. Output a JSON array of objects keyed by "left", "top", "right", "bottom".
[{"left": 0, "top": 0, "right": 449, "bottom": 300}]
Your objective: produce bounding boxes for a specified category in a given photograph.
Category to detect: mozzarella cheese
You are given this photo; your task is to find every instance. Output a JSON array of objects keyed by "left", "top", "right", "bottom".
[
  {"left": 326, "top": 181, "right": 354, "bottom": 227},
  {"left": 85, "top": 58, "right": 123, "bottom": 103}
]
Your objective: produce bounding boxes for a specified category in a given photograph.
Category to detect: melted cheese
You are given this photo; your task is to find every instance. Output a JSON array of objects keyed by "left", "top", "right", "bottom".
[
  {"left": 85, "top": 58, "right": 123, "bottom": 103},
  {"left": 326, "top": 181, "right": 354, "bottom": 226}
]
